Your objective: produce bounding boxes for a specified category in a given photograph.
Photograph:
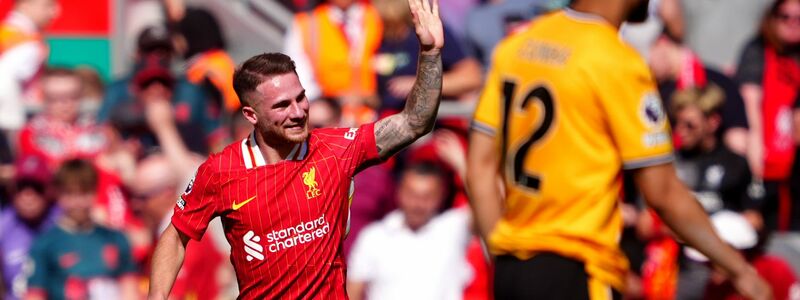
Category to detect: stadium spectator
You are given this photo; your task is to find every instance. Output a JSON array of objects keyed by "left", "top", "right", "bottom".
[
  {"left": 0, "top": 0, "right": 59, "bottom": 139},
  {"left": 669, "top": 87, "right": 757, "bottom": 215},
  {"left": 74, "top": 66, "right": 105, "bottom": 116},
  {"left": 0, "top": 154, "right": 57, "bottom": 300},
  {"left": 681, "top": 0, "right": 771, "bottom": 73},
  {"left": 285, "top": 0, "right": 383, "bottom": 125},
  {"left": 373, "top": 0, "right": 481, "bottom": 115},
  {"left": 347, "top": 162, "right": 472, "bottom": 300},
  {"left": 667, "top": 87, "right": 762, "bottom": 299},
  {"left": 108, "top": 56, "right": 211, "bottom": 156},
  {"left": 175, "top": 8, "right": 240, "bottom": 119},
  {"left": 26, "top": 159, "right": 137, "bottom": 300},
  {"left": 464, "top": 0, "right": 543, "bottom": 66},
  {"left": 99, "top": 25, "right": 174, "bottom": 123},
  {"left": 17, "top": 68, "right": 107, "bottom": 169},
  {"left": 100, "top": 26, "right": 220, "bottom": 153},
  {"left": 683, "top": 211, "right": 800, "bottom": 300},
  {"left": 648, "top": 31, "right": 750, "bottom": 155},
  {"left": 309, "top": 98, "right": 343, "bottom": 129},
  {"left": 131, "top": 153, "right": 233, "bottom": 300},
  {"left": 736, "top": 0, "right": 800, "bottom": 232}
]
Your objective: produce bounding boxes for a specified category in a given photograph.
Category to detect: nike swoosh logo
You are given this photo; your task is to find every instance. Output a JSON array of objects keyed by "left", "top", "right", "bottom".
[{"left": 232, "top": 196, "right": 257, "bottom": 210}]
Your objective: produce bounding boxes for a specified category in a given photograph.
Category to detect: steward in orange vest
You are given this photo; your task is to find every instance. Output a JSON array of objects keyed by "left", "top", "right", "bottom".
[{"left": 294, "top": 2, "right": 382, "bottom": 99}]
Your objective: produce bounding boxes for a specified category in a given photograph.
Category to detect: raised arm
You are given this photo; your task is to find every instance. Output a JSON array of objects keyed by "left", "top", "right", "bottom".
[{"left": 374, "top": 0, "right": 444, "bottom": 159}]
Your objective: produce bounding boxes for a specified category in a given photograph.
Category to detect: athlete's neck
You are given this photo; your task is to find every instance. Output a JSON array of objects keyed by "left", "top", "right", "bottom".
[
  {"left": 255, "top": 132, "right": 303, "bottom": 164},
  {"left": 569, "top": 1, "right": 627, "bottom": 29}
]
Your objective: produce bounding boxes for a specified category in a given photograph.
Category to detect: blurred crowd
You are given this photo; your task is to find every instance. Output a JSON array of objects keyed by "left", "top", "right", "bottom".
[{"left": 0, "top": 0, "right": 798, "bottom": 299}]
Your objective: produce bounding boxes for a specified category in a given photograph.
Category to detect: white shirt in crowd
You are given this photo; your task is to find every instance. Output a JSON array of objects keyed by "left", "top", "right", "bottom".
[
  {"left": 348, "top": 208, "right": 473, "bottom": 300},
  {"left": 0, "top": 11, "right": 47, "bottom": 131}
]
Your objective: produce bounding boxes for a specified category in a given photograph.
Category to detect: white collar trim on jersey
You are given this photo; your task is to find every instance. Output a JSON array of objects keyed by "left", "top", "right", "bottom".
[
  {"left": 241, "top": 131, "right": 309, "bottom": 168},
  {"left": 563, "top": 7, "right": 607, "bottom": 23},
  {"left": 242, "top": 131, "right": 267, "bottom": 169}
]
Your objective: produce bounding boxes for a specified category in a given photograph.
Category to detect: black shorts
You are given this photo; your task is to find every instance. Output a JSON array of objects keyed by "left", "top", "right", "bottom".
[{"left": 494, "top": 253, "right": 622, "bottom": 300}]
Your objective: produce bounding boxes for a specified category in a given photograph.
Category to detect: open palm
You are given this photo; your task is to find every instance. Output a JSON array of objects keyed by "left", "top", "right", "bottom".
[{"left": 408, "top": 0, "right": 444, "bottom": 53}]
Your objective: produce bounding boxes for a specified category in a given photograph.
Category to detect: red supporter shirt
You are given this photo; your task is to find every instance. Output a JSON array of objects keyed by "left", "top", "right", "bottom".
[
  {"left": 705, "top": 255, "right": 800, "bottom": 300},
  {"left": 171, "top": 124, "right": 380, "bottom": 299}
]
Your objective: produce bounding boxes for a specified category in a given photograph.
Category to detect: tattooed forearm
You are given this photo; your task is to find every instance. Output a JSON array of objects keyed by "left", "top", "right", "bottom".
[
  {"left": 406, "top": 54, "right": 443, "bottom": 129},
  {"left": 375, "top": 53, "right": 443, "bottom": 158}
]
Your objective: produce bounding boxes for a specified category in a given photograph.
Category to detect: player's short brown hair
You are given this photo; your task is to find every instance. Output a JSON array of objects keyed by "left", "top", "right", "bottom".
[
  {"left": 233, "top": 53, "right": 298, "bottom": 107},
  {"left": 669, "top": 85, "right": 725, "bottom": 117},
  {"left": 54, "top": 159, "right": 98, "bottom": 194}
]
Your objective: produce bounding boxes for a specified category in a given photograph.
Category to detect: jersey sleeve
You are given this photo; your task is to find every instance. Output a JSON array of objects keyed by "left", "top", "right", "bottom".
[
  {"left": 593, "top": 51, "right": 674, "bottom": 170},
  {"left": 316, "top": 123, "right": 381, "bottom": 175},
  {"left": 471, "top": 52, "right": 503, "bottom": 137},
  {"left": 171, "top": 157, "right": 221, "bottom": 240}
]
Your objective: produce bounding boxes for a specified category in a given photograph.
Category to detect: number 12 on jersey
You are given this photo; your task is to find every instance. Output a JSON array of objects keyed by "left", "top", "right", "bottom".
[{"left": 500, "top": 80, "right": 556, "bottom": 192}]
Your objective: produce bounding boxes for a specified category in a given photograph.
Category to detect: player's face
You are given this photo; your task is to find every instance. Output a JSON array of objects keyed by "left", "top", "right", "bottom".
[
  {"left": 626, "top": 0, "right": 650, "bottom": 23},
  {"left": 674, "top": 106, "right": 713, "bottom": 150},
  {"left": 397, "top": 173, "right": 444, "bottom": 230},
  {"left": 245, "top": 72, "right": 310, "bottom": 145}
]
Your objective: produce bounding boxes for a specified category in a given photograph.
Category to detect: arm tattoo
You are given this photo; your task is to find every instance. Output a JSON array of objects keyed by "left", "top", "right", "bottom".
[{"left": 375, "top": 53, "right": 443, "bottom": 158}]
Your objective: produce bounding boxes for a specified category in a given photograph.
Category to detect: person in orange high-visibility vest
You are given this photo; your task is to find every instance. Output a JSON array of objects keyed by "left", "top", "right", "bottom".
[{"left": 286, "top": 0, "right": 383, "bottom": 126}]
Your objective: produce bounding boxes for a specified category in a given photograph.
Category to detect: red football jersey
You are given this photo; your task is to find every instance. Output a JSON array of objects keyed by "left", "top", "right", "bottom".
[{"left": 171, "top": 123, "right": 380, "bottom": 299}]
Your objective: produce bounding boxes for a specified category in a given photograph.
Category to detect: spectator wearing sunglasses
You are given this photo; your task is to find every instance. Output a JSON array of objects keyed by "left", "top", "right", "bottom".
[
  {"left": 669, "top": 86, "right": 764, "bottom": 300},
  {"left": 670, "top": 87, "right": 757, "bottom": 217}
]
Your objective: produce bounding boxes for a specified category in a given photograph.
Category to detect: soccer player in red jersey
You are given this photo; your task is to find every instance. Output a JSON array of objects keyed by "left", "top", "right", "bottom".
[{"left": 146, "top": 0, "right": 443, "bottom": 299}]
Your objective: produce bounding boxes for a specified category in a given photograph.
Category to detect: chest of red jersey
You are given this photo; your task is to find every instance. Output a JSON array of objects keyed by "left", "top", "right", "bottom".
[{"left": 219, "top": 150, "right": 353, "bottom": 259}]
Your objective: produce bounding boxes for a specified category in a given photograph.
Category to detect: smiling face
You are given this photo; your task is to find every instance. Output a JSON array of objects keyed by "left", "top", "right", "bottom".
[{"left": 242, "top": 72, "right": 310, "bottom": 145}]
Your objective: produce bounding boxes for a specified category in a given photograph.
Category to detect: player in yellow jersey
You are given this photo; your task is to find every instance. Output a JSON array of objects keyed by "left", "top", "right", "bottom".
[{"left": 466, "top": 0, "right": 771, "bottom": 299}]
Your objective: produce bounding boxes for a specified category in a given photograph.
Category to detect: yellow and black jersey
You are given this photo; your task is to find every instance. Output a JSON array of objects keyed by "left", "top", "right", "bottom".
[{"left": 472, "top": 9, "right": 673, "bottom": 292}]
